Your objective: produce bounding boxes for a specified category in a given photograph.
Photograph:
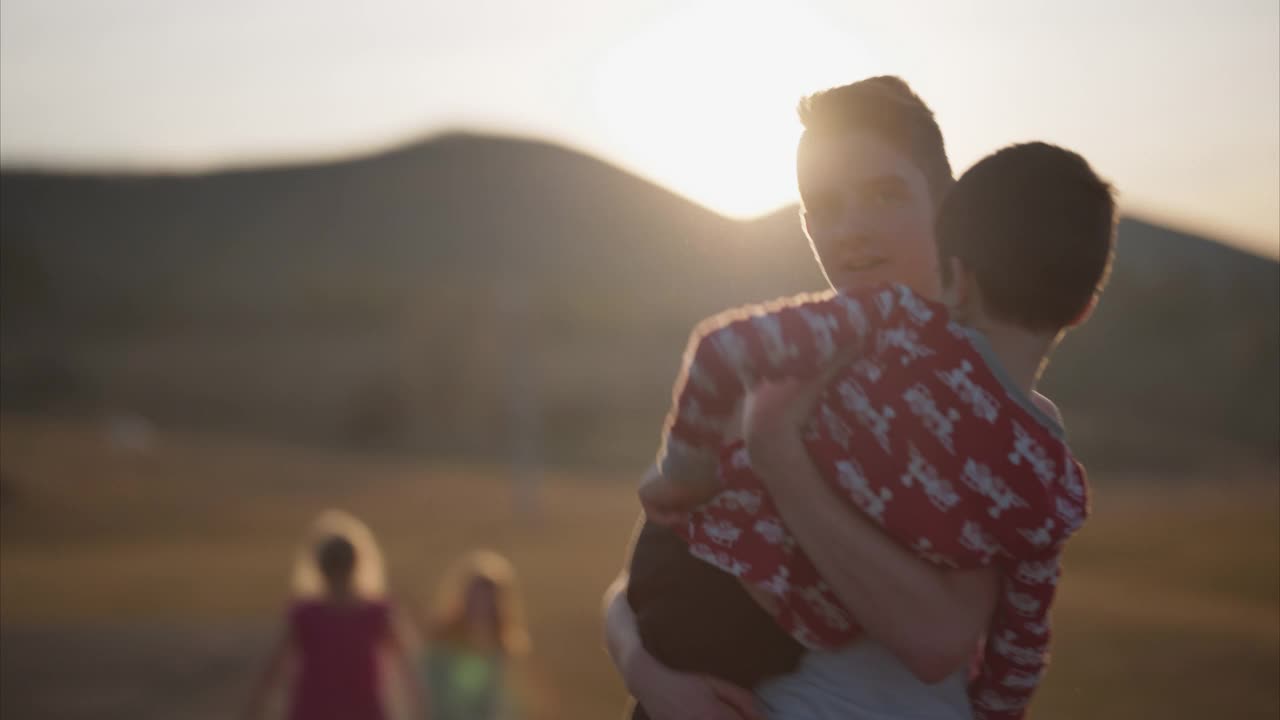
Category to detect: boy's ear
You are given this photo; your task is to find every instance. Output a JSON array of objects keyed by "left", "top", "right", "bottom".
[
  {"left": 945, "top": 256, "right": 970, "bottom": 305},
  {"left": 1068, "top": 294, "right": 1099, "bottom": 327}
]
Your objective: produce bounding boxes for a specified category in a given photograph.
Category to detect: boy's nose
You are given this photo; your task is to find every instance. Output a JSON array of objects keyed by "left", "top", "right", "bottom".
[
  {"left": 834, "top": 208, "right": 877, "bottom": 251},
  {"left": 836, "top": 227, "right": 877, "bottom": 260}
]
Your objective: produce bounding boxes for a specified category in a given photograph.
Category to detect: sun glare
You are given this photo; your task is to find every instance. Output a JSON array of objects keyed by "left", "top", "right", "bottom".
[{"left": 594, "top": 0, "right": 880, "bottom": 219}]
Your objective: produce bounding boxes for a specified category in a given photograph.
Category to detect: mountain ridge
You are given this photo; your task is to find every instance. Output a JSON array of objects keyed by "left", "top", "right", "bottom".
[{"left": 2, "top": 132, "right": 1275, "bottom": 471}]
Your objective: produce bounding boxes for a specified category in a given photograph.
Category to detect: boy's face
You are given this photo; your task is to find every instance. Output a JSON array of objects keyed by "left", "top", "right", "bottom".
[{"left": 797, "top": 130, "right": 940, "bottom": 298}]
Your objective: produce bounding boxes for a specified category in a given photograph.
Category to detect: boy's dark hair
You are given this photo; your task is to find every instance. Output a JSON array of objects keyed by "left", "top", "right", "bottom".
[
  {"left": 936, "top": 142, "right": 1117, "bottom": 333},
  {"left": 317, "top": 535, "right": 356, "bottom": 581},
  {"left": 797, "top": 76, "right": 954, "bottom": 206}
]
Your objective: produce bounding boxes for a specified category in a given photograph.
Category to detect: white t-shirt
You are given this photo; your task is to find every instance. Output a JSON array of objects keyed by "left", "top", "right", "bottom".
[{"left": 756, "top": 638, "right": 973, "bottom": 720}]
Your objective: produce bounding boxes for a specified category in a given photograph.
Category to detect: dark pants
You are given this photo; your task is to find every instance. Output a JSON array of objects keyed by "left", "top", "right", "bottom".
[{"left": 623, "top": 519, "right": 804, "bottom": 720}]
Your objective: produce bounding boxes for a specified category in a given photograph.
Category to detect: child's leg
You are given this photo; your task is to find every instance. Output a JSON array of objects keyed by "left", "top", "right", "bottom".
[{"left": 675, "top": 442, "right": 861, "bottom": 650}]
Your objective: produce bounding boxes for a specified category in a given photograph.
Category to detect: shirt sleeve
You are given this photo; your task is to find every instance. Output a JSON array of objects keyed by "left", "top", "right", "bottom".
[
  {"left": 969, "top": 546, "right": 1064, "bottom": 720},
  {"left": 656, "top": 284, "right": 910, "bottom": 488}
]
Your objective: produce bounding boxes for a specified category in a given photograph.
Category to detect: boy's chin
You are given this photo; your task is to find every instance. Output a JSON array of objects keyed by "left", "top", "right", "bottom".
[
  {"left": 832, "top": 270, "right": 942, "bottom": 302},
  {"left": 830, "top": 267, "right": 899, "bottom": 293}
]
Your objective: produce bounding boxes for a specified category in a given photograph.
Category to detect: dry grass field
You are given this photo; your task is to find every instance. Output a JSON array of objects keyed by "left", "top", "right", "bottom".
[{"left": 1, "top": 415, "right": 1276, "bottom": 719}]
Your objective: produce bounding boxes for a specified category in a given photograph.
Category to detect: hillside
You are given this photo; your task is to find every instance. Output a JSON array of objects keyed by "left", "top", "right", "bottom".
[{"left": 1, "top": 133, "right": 1276, "bottom": 470}]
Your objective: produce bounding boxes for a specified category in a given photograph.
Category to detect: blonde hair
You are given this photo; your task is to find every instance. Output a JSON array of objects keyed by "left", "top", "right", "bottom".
[
  {"left": 291, "top": 509, "right": 387, "bottom": 600},
  {"left": 430, "top": 549, "right": 531, "bottom": 657}
]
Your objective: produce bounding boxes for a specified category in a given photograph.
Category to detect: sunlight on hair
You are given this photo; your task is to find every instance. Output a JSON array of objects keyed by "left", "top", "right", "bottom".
[
  {"left": 290, "top": 509, "right": 387, "bottom": 600},
  {"left": 594, "top": 0, "right": 883, "bottom": 219},
  {"left": 431, "top": 549, "right": 532, "bottom": 657}
]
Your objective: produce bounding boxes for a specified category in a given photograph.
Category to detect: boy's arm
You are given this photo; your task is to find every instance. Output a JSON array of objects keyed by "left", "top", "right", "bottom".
[
  {"left": 759, "top": 442, "right": 999, "bottom": 682},
  {"left": 386, "top": 605, "right": 429, "bottom": 720},
  {"left": 968, "top": 548, "right": 1063, "bottom": 720},
  {"left": 243, "top": 624, "right": 294, "bottom": 720},
  {"left": 601, "top": 573, "right": 762, "bottom": 720},
  {"left": 658, "top": 287, "right": 888, "bottom": 488},
  {"left": 743, "top": 378, "right": 999, "bottom": 683}
]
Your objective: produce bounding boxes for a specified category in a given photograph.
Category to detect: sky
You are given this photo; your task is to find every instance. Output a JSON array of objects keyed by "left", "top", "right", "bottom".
[{"left": 2, "top": 0, "right": 1277, "bottom": 257}]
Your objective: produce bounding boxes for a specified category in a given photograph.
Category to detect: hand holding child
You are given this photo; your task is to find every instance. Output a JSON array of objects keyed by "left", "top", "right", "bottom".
[{"left": 742, "top": 354, "right": 848, "bottom": 487}]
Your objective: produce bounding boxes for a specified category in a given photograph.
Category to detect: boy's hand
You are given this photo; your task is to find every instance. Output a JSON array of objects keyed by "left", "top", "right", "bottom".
[
  {"left": 742, "top": 352, "right": 847, "bottom": 487},
  {"left": 626, "top": 648, "right": 764, "bottom": 720},
  {"left": 741, "top": 379, "right": 813, "bottom": 483},
  {"left": 638, "top": 464, "right": 717, "bottom": 527}
]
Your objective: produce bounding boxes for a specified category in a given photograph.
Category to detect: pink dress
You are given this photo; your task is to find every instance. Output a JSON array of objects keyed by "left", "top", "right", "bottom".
[{"left": 288, "top": 599, "right": 391, "bottom": 720}]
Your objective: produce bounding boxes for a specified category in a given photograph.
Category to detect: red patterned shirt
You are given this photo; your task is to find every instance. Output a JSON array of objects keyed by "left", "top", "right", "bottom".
[{"left": 657, "top": 283, "right": 1090, "bottom": 720}]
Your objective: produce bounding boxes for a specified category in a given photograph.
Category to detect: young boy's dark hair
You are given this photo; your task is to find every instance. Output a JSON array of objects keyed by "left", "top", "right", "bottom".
[
  {"left": 936, "top": 141, "right": 1116, "bottom": 332},
  {"left": 797, "top": 75, "right": 954, "bottom": 207}
]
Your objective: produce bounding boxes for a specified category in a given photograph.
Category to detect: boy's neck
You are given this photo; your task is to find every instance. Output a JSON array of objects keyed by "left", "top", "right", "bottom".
[{"left": 964, "top": 319, "right": 1057, "bottom": 395}]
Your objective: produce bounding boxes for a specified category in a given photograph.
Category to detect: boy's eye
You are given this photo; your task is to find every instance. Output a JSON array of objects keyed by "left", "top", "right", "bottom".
[{"left": 869, "top": 186, "right": 904, "bottom": 207}]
